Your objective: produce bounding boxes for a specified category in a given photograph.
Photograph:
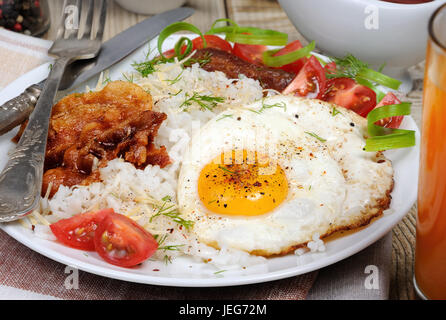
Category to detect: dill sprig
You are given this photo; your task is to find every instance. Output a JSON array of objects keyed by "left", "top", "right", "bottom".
[
  {"left": 216, "top": 114, "right": 233, "bottom": 121},
  {"left": 214, "top": 269, "right": 227, "bottom": 275},
  {"left": 250, "top": 100, "right": 287, "bottom": 114},
  {"left": 331, "top": 106, "right": 342, "bottom": 116},
  {"left": 156, "top": 234, "right": 184, "bottom": 251},
  {"left": 122, "top": 73, "right": 134, "bottom": 83},
  {"left": 158, "top": 244, "right": 184, "bottom": 251},
  {"left": 183, "top": 51, "right": 213, "bottom": 67},
  {"left": 327, "top": 54, "right": 369, "bottom": 80},
  {"left": 150, "top": 197, "right": 194, "bottom": 230},
  {"left": 131, "top": 45, "right": 174, "bottom": 77},
  {"left": 218, "top": 165, "right": 237, "bottom": 175},
  {"left": 305, "top": 131, "right": 327, "bottom": 143},
  {"left": 165, "top": 70, "right": 184, "bottom": 85},
  {"left": 102, "top": 74, "right": 111, "bottom": 85},
  {"left": 163, "top": 255, "right": 172, "bottom": 265},
  {"left": 179, "top": 92, "right": 225, "bottom": 111}
]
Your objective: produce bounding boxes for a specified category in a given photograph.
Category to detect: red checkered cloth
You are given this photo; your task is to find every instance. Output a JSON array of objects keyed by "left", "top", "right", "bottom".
[{"left": 0, "top": 230, "right": 317, "bottom": 300}]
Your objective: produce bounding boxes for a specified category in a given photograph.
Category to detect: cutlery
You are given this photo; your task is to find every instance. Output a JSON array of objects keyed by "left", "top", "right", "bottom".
[
  {"left": 0, "top": 6, "right": 194, "bottom": 135},
  {"left": 0, "top": 0, "right": 107, "bottom": 222}
]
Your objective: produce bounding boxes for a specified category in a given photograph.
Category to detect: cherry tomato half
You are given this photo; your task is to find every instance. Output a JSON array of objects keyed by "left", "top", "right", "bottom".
[
  {"left": 374, "top": 92, "right": 404, "bottom": 129},
  {"left": 273, "top": 40, "right": 307, "bottom": 74},
  {"left": 282, "top": 56, "right": 327, "bottom": 99},
  {"left": 94, "top": 212, "right": 158, "bottom": 268},
  {"left": 163, "top": 35, "right": 232, "bottom": 58},
  {"left": 323, "top": 77, "right": 377, "bottom": 117},
  {"left": 232, "top": 43, "right": 268, "bottom": 65},
  {"left": 50, "top": 208, "right": 113, "bottom": 251}
]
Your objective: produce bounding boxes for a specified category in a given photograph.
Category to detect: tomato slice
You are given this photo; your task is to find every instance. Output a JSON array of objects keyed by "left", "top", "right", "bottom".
[
  {"left": 163, "top": 35, "right": 232, "bottom": 59},
  {"left": 282, "top": 56, "right": 327, "bottom": 99},
  {"left": 94, "top": 212, "right": 158, "bottom": 267},
  {"left": 232, "top": 43, "right": 268, "bottom": 65},
  {"left": 273, "top": 40, "right": 307, "bottom": 74},
  {"left": 50, "top": 209, "right": 113, "bottom": 251},
  {"left": 324, "top": 61, "right": 337, "bottom": 75},
  {"left": 191, "top": 35, "right": 232, "bottom": 53},
  {"left": 323, "top": 77, "right": 377, "bottom": 117},
  {"left": 374, "top": 92, "right": 404, "bottom": 129}
]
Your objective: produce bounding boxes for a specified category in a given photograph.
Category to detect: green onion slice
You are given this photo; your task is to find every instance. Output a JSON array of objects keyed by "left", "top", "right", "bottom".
[
  {"left": 357, "top": 68, "right": 402, "bottom": 90},
  {"left": 225, "top": 28, "right": 288, "bottom": 46},
  {"left": 355, "top": 76, "right": 386, "bottom": 102},
  {"left": 364, "top": 102, "right": 416, "bottom": 151},
  {"left": 206, "top": 21, "right": 288, "bottom": 46},
  {"left": 262, "top": 41, "right": 315, "bottom": 67},
  {"left": 206, "top": 18, "right": 239, "bottom": 34},
  {"left": 174, "top": 37, "right": 193, "bottom": 60},
  {"left": 158, "top": 22, "right": 206, "bottom": 59}
]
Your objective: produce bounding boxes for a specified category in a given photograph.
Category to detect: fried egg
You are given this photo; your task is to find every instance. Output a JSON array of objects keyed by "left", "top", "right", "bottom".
[{"left": 177, "top": 95, "right": 393, "bottom": 256}]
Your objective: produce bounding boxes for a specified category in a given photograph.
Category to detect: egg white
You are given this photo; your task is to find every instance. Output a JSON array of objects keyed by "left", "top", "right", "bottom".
[{"left": 177, "top": 95, "right": 394, "bottom": 256}]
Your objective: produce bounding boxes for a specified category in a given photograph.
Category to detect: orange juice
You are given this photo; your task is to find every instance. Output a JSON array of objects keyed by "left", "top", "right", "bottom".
[{"left": 415, "top": 21, "right": 446, "bottom": 299}]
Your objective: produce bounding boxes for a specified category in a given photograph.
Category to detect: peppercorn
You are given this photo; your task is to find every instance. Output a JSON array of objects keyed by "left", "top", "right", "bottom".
[
  {"left": 13, "top": 22, "right": 22, "bottom": 31},
  {"left": 0, "top": 0, "right": 47, "bottom": 35}
]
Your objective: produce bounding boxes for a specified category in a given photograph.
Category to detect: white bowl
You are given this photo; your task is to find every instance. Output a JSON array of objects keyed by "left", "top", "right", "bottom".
[
  {"left": 278, "top": 0, "right": 446, "bottom": 91},
  {"left": 114, "top": 0, "right": 186, "bottom": 15}
]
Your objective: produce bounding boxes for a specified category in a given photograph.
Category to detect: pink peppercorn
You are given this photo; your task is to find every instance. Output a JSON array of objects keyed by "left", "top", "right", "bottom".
[{"left": 13, "top": 22, "right": 22, "bottom": 32}]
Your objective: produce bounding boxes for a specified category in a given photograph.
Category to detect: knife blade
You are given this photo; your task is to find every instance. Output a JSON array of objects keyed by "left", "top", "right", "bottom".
[{"left": 0, "top": 6, "right": 194, "bottom": 135}]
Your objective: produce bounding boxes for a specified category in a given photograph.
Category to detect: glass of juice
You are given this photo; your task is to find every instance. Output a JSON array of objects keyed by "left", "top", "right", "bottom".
[{"left": 415, "top": 2, "right": 446, "bottom": 300}]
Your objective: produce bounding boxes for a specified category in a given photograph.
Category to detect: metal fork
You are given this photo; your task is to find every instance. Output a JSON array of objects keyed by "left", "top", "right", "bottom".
[{"left": 0, "top": 0, "right": 107, "bottom": 222}]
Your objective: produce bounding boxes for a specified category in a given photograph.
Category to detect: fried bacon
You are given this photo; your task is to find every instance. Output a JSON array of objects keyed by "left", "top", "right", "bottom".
[{"left": 15, "top": 81, "right": 170, "bottom": 198}]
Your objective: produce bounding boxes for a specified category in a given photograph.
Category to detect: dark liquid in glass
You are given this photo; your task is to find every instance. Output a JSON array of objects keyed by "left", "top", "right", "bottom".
[{"left": 380, "top": 0, "right": 434, "bottom": 4}]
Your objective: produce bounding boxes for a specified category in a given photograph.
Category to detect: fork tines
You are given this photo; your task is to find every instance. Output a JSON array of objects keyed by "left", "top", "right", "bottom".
[{"left": 56, "top": 0, "right": 107, "bottom": 41}]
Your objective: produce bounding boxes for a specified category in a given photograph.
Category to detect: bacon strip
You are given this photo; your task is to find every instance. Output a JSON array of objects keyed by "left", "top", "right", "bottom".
[{"left": 15, "top": 81, "right": 170, "bottom": 197}]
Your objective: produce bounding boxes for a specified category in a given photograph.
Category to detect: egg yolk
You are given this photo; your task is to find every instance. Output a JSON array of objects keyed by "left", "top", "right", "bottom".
[{"left": 198, "top": 150, "right": 288, "bottom": 216}]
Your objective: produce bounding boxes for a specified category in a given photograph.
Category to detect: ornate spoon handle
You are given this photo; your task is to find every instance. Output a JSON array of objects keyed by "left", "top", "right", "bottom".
[{"left": 0, "top": 57, "right": 70, "bottom": 222}]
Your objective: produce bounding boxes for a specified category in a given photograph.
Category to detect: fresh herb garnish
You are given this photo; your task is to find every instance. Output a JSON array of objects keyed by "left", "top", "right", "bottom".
[
  {"left": 122, "top": 72, "right": 134, "bottom": 83},
  {"left": 170, "top": 89, "right": 183, "bottom": 96},
  {"left": 132, "top": 45, "right": 173, "bottom": 77},
  {"left": 214, "top": 269, "right": 227, "bottom": 275},
  {"left": 305, "top": 131, "right": 327, "bottom": 143},
  {"left": 150, "top": 197, "right": 194, "bottom": 230},
  {"left": 165, "top": 70, "right": 184, "bottom": 85},
  {"left": 332, "top": 107, "right": 341, "bottom": 116},
  {"left": 250, "top": 100, "right": 287, "bottom": 114},
  {"left": 161, "top": 195, "right": 172, "bottom": 202},
  {"left": 155, "top": 231, "right": 184, "bottom": 252},
  {"left": 158, "top": 244, "right": 184, "bottom": 252},
  {"left": 102, "top": 73, "right": 111, "bottom": 85},
  {"left": 364, "top": 102, "right": 415, "bottom": 151},
  {"left": 216, "top": 114, "right": 233, "bottom": 121},
  {"left": 327, "top": 54, "right": 368, "bottom": 80},
  {"left": 179, "top": 92, "right": 225, "bottom": 111},
  {"left": 163, "top": 255, "right": 172, "bottom": 265},
  {"left": 218, "top": 165, "right": 237, "bottom": 175},
  {"left": 326, "top": 53, "right": 401, "bottom": 91},
  {"left": 183, "top": 51, "right": 213, "bottom": 67}
]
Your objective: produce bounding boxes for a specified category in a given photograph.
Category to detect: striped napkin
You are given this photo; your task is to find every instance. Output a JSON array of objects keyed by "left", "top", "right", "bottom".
[
  {"left": 0, "top": 29, "right": 52, "bottom": 91},
  {"left": 0, "top": 29, "right": 391, "bottom": 300}
]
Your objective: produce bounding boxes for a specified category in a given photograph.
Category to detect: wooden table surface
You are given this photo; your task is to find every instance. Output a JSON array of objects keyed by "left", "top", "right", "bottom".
[{"left": 44, "top": 0, "right": 421, "bottom": 300}]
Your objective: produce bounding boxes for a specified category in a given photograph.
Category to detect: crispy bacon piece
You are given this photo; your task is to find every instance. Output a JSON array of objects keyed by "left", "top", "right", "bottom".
[
  {"left": 189, "top": 48, "right": 295, "bottom": 92},
  {"left": 15, "top": 81, "right": 170, "bottom": 198}
]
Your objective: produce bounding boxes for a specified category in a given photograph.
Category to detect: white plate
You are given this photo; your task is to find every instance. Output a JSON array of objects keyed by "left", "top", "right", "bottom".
[{"left": 0, "top": 35, "right": 420, "bottom": 287}]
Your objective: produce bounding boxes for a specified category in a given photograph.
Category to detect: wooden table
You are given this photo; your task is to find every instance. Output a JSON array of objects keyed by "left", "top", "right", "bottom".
[{"left": 44, "top": 0, "right": 421, "bottom": 300}]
